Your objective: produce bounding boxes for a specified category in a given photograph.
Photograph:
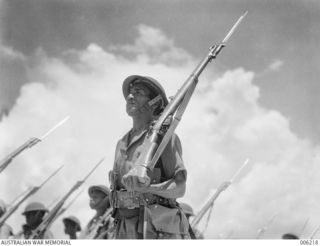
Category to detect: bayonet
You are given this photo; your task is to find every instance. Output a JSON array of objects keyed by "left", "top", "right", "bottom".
[
  {"left": 191, "top": 159, "right": 250, "bottom": 229},
  {"left": 310, "top": 224, "right": 320, "bottom": 239},
  {"left": 256, "top": 213, "right": 278, "bottom": 239},
  {"left": 0, "top": 116, "right": 70, "bottom": 174}
]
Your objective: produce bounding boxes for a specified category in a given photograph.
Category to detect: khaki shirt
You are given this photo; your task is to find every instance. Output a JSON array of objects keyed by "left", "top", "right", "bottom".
[
  {"left": 112, "top": 129, "right": 186, "bottom": 191},
  {"left": 111, "top": 128, "right": 189, "bottom": 239},
  {"left": 80, "top": 215, "right": 113, "bottom": 239}
]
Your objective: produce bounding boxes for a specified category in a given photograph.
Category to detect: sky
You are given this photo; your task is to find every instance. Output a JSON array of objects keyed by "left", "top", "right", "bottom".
[{"left": 0, "top": 0, "right": 320, "bottom": 240}]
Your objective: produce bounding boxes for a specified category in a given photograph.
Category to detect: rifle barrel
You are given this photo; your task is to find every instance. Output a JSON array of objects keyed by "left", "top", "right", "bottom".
[{"left": 0, "top": 117, "right": 69, "bottom": 174}]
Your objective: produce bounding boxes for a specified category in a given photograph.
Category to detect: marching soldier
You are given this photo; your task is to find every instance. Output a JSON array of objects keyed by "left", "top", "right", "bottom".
[
  {"left": 179, "top": 203, "right": 204, "bottom": 239},
  {"left": 0, "top": 200, "right": 13, "bottom": 239},
  {"left": 80, "top": 185, "right": 113, "bottom": 239},
  {"left": 109, "top": 75, "right": 189, "bottom": 239},
  {"left": 63, "top": 216, "right": 81, "bottom": 239},
  {"left": 14, "top": 202, "right": 53, "bottom": 239}
]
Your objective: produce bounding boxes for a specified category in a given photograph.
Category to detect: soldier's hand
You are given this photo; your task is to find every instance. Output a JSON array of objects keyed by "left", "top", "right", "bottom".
[{"left": 121, "top": 165, "right": 151, "bottom": 191}]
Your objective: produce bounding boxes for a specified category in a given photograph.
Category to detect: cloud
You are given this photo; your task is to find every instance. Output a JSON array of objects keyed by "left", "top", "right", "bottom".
[
  {"left": 0, "top": 45, "right": 26, "bottom": 61},
  {"left": 110, "top": 24, "right": 193, "bottom": 66},
  {"left": 1, "top": 25, "right": 319, "bottom": 240},
  {"left": 268, "top": 59, "right": 284, "bottom": 71}
]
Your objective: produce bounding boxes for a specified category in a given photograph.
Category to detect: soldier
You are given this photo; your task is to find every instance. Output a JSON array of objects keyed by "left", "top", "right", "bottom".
[
  {"left": 109, "top": 75, "right": 189, "bottom": 239},
  {"left": 63, "top": 216, "right": 81, "bottom": 239},
  {"left": 0, "top": 199, "right": 13, "bottom": 239},
  {"left": 80, "top": 185, "right": 113, "bottom": 239},
  {"left": 14, "top": 202, "right": 53, "bottom": 239},
  {"left": 179, "top": 203, "right": 204, "bottom": 239}
]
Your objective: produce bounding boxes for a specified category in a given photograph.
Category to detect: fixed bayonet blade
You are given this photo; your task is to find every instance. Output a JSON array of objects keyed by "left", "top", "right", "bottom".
[
  {"left": 82, "top": 157, "right": 105, "bottom": 182},
  {"left": 37, "top": 165, "right": 64, "bottom": 188},
  {"left": 230, "top": 158, "right": 249, "bottom": 183},
  {"left": 222, "top": 11, "right": 248, "bottom": 44},
  {"left": 39, "top": 116, "right": 70, "bottom": 141}
]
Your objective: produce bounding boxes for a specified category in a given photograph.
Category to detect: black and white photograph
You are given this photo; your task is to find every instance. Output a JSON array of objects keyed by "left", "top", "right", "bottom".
[{"left": 0, "top": 0, "right": 319, "bottom": 242}]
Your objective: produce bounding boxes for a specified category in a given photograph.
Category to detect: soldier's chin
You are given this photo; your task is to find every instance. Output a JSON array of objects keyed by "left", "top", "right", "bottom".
[{"left": 126, "top": 107, "right": 139, "bottom": 116}]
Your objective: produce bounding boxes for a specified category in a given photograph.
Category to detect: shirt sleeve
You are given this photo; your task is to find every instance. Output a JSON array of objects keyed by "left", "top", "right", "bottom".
[{"left": 160, "top": 134, "right": 187, "bottom": 182}]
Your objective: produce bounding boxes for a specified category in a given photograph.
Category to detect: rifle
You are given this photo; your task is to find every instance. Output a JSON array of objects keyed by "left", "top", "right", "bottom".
[
  {"left": 299, "top": 217, "right": 309, "bottom": 238},
  {"left": 0, "top": 165, "right": 63, "bottom": 228},
  {"left": 0, "top": 116, "right": 70, "bottom": 174},
  {"left": 29, "top": 157, "right": 105, "bottom": 239},
  {"left": 82, "top": 208, "right": 113, "bottom": 239},
  {"left": 309, "top": 224, "right": 320, "bottom": 239},
  {"left": 122, "top": 11, "right": 248, "bottom": 188},
  {"left": 48, "top": 188, "right": 85, "bottom": 227},
  {"left": 255, "top": 213, "right": 277, "bottom": 239},
  {"left": 8, "top": 188, "right": 32, "bottom": 208},
  {"left": 55, "top": 188, "right": 85, "bottom": 218},
  {"left": 191, "top": 159, "right": 249, "bottom": 229}
]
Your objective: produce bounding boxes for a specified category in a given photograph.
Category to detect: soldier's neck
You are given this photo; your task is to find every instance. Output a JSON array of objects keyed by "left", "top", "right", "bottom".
[
  {"left": 95, "top": 207, "right": 107, "bottom": 217},
  {"left": 131, "top": 115, "right": 153, "bottom": 133},
  {"left": 68, "top": 233, "right": 77, "bottom": 239}
]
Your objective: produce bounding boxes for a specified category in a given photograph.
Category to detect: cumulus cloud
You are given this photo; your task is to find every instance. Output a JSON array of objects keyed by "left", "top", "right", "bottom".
[
  {"left": 0, "top": 45, "right": 26, "bottom": 61},
  {"left": 268, "top": 59, "right": 284, "bottom": 71},
  {"left": 110, "top": 24, "right": 193, "bottom": 66},
  {"left": 0, "top": 25, "right": 319, "bottom": 240}
]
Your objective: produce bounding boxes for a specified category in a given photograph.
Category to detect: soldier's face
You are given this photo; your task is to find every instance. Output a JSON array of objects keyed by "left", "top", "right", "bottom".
[
  {"left": 126, "top": 84, "right": 152, "bottom": 116},
  {"left": 64, "top": 221, "right": 78, "bottom": 235},
  {"left": 89, "top": 190, "right": 107, "bottom": 210},
  {"left": 25, "top": 211, "right": 44, "bottom": 227}
]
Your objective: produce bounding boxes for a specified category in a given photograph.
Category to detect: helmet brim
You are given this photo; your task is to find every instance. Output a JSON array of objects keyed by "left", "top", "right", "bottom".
[{"left": 122, "top": 75, "right": 168, "bottom": 107}]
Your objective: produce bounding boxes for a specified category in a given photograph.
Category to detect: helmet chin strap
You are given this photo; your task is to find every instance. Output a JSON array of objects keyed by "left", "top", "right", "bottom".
[
  {"left": 137, "top": 95, "right": 163, "bottom": 114},
  {"left": 93, "top": 196, "right": 109, "bottom": 210}
]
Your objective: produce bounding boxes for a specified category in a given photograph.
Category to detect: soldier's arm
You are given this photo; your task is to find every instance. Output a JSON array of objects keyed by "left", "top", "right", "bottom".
[{"left": 134, "top": 171, "right": 186, "bottom": 199}]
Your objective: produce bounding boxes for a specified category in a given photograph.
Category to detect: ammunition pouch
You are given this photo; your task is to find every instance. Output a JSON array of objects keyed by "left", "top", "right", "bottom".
[{"left": 140, "top": 204, "right": 189, "bottom": 237}]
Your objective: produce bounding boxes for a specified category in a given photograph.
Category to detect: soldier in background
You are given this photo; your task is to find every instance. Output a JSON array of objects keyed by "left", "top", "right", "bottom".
[
  {"left": 0, "top": 199, "right": 13, "bottom": 239},
  {"left": 14, "top": 202, "right": 53, "bottom": 239},
  {"left": 179, "top": 202, "right": 204, "bottom": 239},
  {"left": 80, "top": 185, "right": 113, "bottom": 239},
  {"left": 63, "top": 216, "right": 81, "bottom": 239}
]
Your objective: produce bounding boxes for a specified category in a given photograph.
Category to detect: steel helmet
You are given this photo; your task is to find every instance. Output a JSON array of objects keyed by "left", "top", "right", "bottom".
[
  {"left": 180, "top": 202, "right": 195, "bottom": 216},
  {"left": 88, "top": 185, "right": 110, "bottom": 197},
  {"left": 282, "top": 233, "right": 299, "bottom": 239},
  {"left": 122, "top": 75, "right": 168, "bottom": 115},
  {"left": 22, "top": 202, "right": 48, "bottom": 215}
]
